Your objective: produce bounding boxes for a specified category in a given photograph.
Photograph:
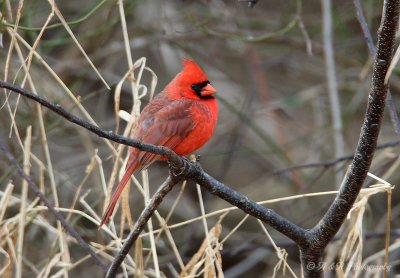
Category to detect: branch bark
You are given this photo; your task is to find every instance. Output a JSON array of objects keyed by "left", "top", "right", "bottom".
[
  {"left": 311, "top": 0, "right": 398, "bottom": 245},
  {"left": 1, "top": 1, "right": 398, "bottom": 275},
  {"left": 301, "top": 0, "right": 399, "bottom": 276},
  {"left": 0, "top": 142, "right": 108, "bottom": 272},
  {"left": 0, "top": 79, "right": 307, "bottom": 274},
  {"left": 273, "top": 139, "right": 400, "bottom": 174},
  {"left": 353, "top": 0, "right": 400, "bottom": 134},
  {"left": 106, "top": 175, "right": 181, "bottom": 278}
]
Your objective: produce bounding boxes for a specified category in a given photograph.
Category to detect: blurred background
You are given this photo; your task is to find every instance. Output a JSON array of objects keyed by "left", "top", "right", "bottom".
[{"left": 1, "top": 0, "right": 400, "bottom": 277}]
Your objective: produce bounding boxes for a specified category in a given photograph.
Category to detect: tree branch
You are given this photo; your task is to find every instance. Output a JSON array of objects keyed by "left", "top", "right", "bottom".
[
  {"left": 0, "top": 80, "right": 183, "bottom": 168},
  {"left": 353, "top": 0, "right": 400, "bottom": 134},
  {"left": 312, "top": 0, "right": 398, "bottom": 243},
  {"left": 301, "top": 0, "right": 399, "bottom": 276},
  {"left": 273, "top": 139, "right": 400, "bottom": 174},
  {"left": 0, "top": 141, "right": 108, "bottom": 272},
  {"left": 0, "top": 79, "right": 307, "bottom": 274},
  {"left": 190, "top": 164, "right": 308, "bottom": 246},
  {"left": 105, "top": 161, "right": 309, "bottom": 277},
  {"left": 1, "top": 2, "right": 398, "bottom": 274},
  {"left": 105, "top": 175, "right": 181, "bottom": 278}
]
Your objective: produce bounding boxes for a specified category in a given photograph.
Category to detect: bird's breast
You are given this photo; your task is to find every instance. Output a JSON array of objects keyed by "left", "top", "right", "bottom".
[{"left": 173, "top": 100, "right": 218, "bottom": 155}]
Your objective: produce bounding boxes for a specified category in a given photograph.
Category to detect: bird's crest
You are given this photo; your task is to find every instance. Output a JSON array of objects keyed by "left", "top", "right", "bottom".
[{"left": 181, "top": 58, "right": 209, "bottom": 84}]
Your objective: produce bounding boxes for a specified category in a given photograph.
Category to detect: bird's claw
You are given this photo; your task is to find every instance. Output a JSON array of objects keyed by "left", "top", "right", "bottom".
[{"left": 169, "top": 157, "right": 194, "bottom": 177}]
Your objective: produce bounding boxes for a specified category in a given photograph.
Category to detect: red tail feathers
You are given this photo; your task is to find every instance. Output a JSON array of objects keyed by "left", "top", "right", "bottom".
[{"left": 99, "top": 162, "right": 139, "bottom": 228}]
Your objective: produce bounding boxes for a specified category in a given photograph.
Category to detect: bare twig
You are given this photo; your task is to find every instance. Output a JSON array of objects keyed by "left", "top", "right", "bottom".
[
  {"left": 2, "top": 2, "right": 398, "bottom": 274},
  {"left": 221, "top": 229, "right": 400, "bottom": 255},
  {"left": 322, "top": 0, "right": 345, "bottom": 185},
  {"left": 384, "top": 190, "right": 392, "bottom": 278},
  {"left": 0, "top": 79, "right": 307, "bottom": 275},
  {"left": 303, "top": 0, "right": 400, "bottom": 276},
  {"left": 353, "top": 0, "right": 377, "bottom": 56},
  {"left": 273, "top": 139, "right": 400, "bottom": 174},
  {"left": 353, "top": 0, "right": 400, "bottom": 134},
  {"left": 385, "top": 93, "right": 400, "bottom": 133},
  {"left": 0, "top": 80, "right": 183, "bottom": 168},
  {"left": 106, "top": 176, "right": 181, "bottom": 278},
  {"left": 190, "top": 166, "right": 308, "bottom": 245},
  {"left": 0, "top": 142, "right": 108, "bottom": 272}
]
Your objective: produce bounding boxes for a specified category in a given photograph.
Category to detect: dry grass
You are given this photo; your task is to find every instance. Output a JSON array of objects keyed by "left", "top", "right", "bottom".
[{"left": 1, "top": 0, "right": 399, "bottom": 277}]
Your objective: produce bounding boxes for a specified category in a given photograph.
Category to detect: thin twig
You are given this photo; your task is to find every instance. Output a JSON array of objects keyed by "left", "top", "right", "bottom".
[
  {"left": 0, "top": 80, "right": 182, "bottom": 168},
  {"left": 0, "top": 142, "right": 108, "bottom": 272},
  {"left": 2, "top": 2, "right": 399, "bottom": 273},
  {"left": 384, "top": 190, "right": 392, "bottom": 278},
  {"left": 221, "top": 229, "right": 400, "bottom": 254},
  {"left": 273, "top": 139, "right": 400, "bottom": 174},
  {"left": 322, "top": 0, "right": 345, "bottom": 185},
  {"left": 303, "top": 0, "right": 400, "bottom": 276},
  {"left": 191, "top": 166, "right": 308, "bottom": 246},
  {"left": 353, "top": 0, "right": 377, "bottom": 56},
  {"left": 105, "top": 176, "right": 181, "bottom": 278},
  {"left": 0, "top": 79, "right": 308, "bottom": 275},
  {"left": 353, "top": 0, "right": 400, "bottom": 134}
]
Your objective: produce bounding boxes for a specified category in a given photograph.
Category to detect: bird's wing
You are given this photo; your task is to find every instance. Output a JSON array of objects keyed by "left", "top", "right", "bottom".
[
  {"left": 99, "top": 100, "right": 194, "bottom": 227},
  {"left": 137, "top": 99, "right": 195, "bottom": 166}
]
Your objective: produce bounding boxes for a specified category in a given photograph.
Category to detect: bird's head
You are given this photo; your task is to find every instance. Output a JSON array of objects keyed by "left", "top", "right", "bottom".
[{"left": 168, "top": 59, "right": 217, "bottom": 100}]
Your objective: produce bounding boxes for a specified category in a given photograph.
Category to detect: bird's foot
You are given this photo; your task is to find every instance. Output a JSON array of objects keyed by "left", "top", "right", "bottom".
[
  {"left": 169, "top": 156, "right": 199, "bottom": 178},
  {"left": 168, "top": 156, "right": 187, "bottom": 177},
  {"left": 189, "top": 154, "right": 201, "bottom": 162}
]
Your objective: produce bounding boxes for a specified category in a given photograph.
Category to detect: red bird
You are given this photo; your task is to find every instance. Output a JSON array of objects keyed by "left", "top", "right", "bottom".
[{"left": 100, "top": 59, "right": 218, "bottom": 227}]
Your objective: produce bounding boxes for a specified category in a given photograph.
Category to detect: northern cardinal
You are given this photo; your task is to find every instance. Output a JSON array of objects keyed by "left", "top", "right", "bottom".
[{"left": 99, "top": 59, "right": 218, "bottom": 227}]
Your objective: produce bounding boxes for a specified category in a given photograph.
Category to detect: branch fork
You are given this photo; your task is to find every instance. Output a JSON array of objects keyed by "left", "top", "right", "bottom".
[{"left": 1, "top": 1, "right": 398, "bottom": 276}]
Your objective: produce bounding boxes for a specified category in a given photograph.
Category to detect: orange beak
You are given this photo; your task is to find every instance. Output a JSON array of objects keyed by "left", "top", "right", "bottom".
[{"left": 200, "top": 83, "right": 217, "bottom": 97}]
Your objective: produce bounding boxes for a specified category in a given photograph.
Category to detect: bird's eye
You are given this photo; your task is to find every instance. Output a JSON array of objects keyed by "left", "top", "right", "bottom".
[
  {"left": 191, "top": 84, "right": 202, "bottom": 94},
  {"left": 191, "top": 81, "right": 210, "bottom": 95}
]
